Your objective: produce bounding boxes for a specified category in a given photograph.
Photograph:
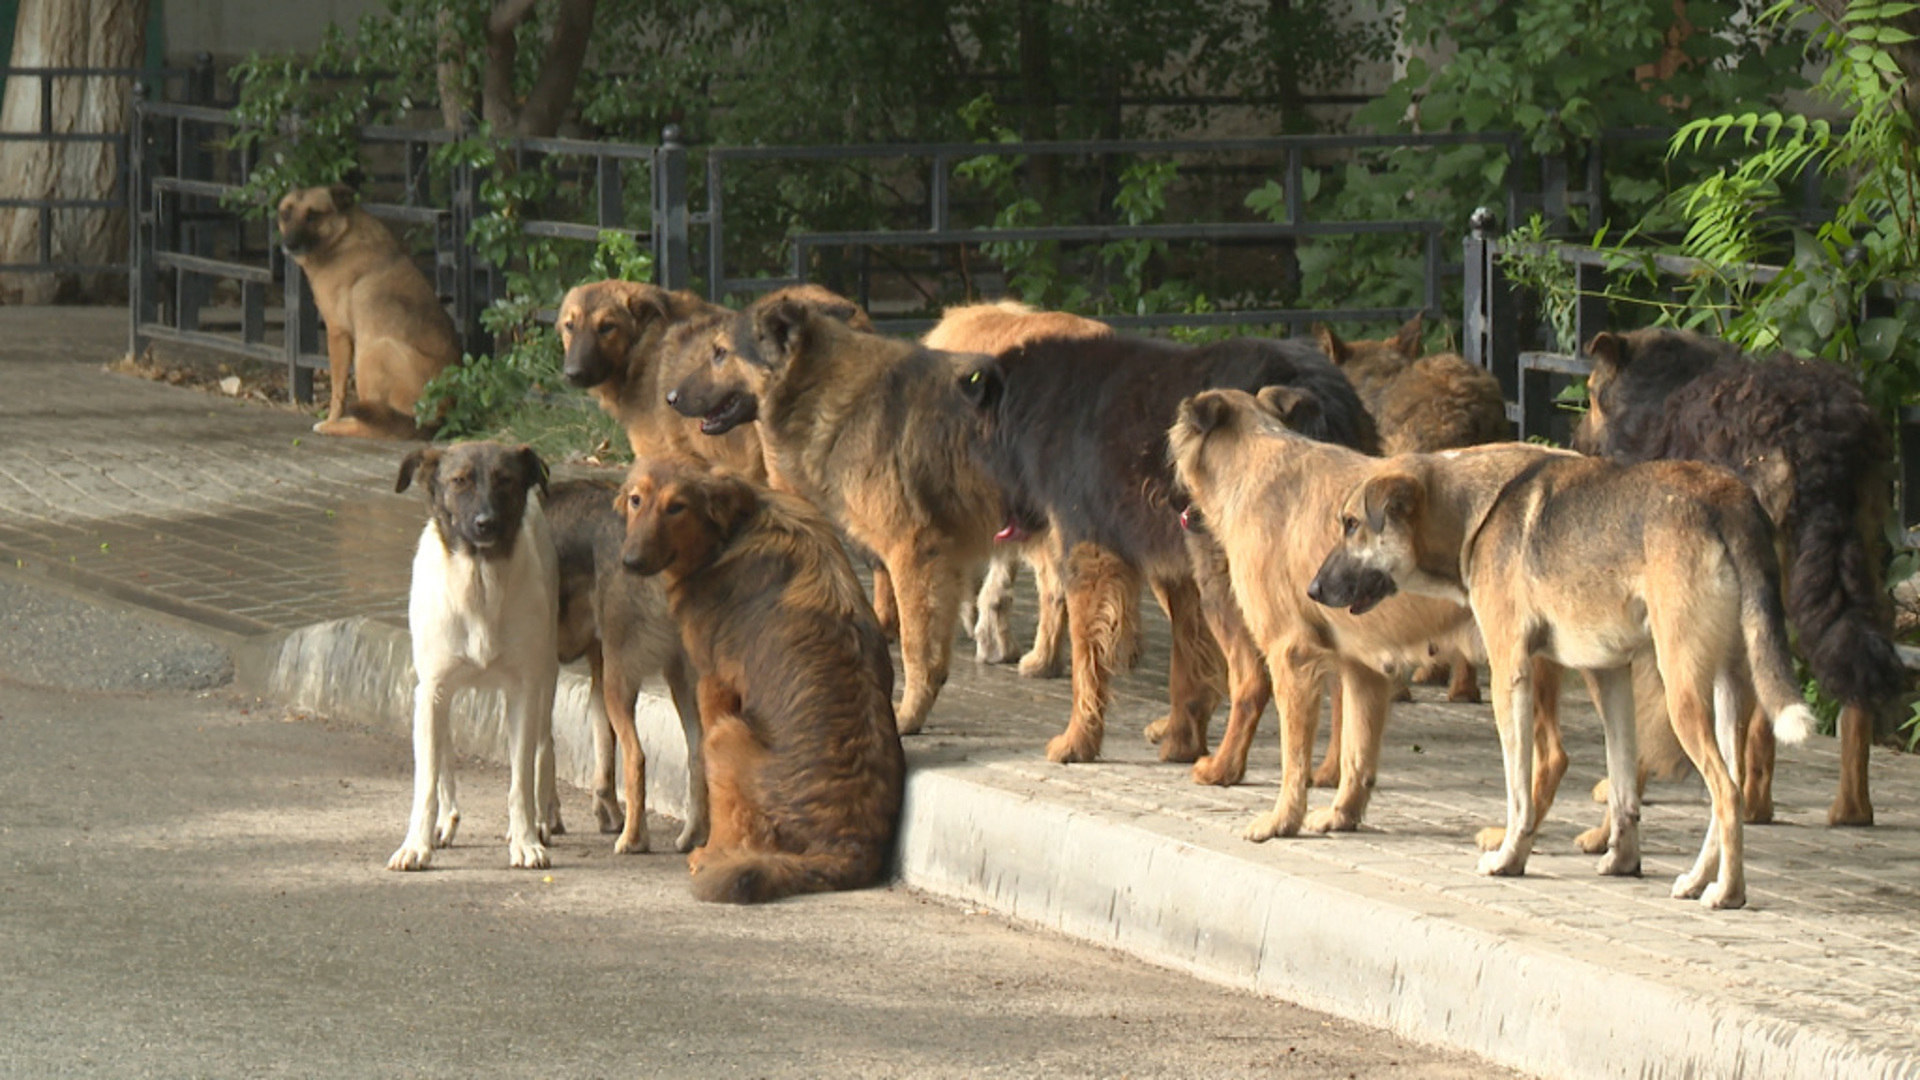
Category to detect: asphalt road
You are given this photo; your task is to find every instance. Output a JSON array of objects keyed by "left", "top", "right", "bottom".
[{"left": 0, "top": 579, "right": 1518, "bottom": 1079}]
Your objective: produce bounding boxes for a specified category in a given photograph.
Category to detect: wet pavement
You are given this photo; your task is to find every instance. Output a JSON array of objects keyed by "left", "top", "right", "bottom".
[{"left": 4, "top": 307, "right": 1919, "bottom": 1079}]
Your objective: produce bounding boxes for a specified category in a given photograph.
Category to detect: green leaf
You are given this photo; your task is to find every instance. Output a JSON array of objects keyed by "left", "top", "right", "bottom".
[{"left": 1859, "top": 317, "right": 1904, "bottom": 365}]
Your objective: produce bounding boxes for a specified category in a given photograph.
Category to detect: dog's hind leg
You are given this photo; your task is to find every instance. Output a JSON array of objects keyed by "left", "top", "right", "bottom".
[
  {"left": 1048, "top": 543, "right": 1139, "bottom": 763},
  {"left": 1831, "top": 702, "right": 1876, "bottom": 826},
  {"left": 603, "top": 662, "right": 650, "bottom": 855},
  {"left": 887, "top": 539, "right": 965, "bottom": 736},
  {"left": 1480, "top": 659, "right": 1572, "bottom": 852},
  {"left": 1019, "top": 535, "right": 1070, "bottom": 679},
  {"left": 1666, "top": 672, "right": 1745, "bottom": 909},
  {"left": 1744, "top": 704, "right": 1775, "bottom": 824},
  {"left": 586, "top": 649, "right": 623, "bottom": 833},
  {"left": 971, "top": 552, "right": 1017, "bottom": 664},
  {"left": 1191, "top": 544, "right": 1270, "bottom": 786},
  {"left": 389, "top": 678, "right": 453, "bottom": 871},
  {"left": 666, "top": 655, "right": 710, "bottom": 853},
  {"left": 1306, "top": 662, "right": 1390, "bottom": 832},
  {"left": 1151, "top": 574, "right": 1222, "bottom": 763}
]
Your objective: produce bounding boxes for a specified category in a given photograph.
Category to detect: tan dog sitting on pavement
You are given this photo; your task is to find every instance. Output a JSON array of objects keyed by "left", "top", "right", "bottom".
[
  {"left": 278, "top": 185, "right": 459, "bottom": 440},
  {"left": 1309, "top": 446, "right": 1815, "bottom": 909},
  {"left": 389, "top": 441, "right": 560, "bottom": 871},
  {"left": 619, "top": 458, "right": 905, "bottom": 904}
]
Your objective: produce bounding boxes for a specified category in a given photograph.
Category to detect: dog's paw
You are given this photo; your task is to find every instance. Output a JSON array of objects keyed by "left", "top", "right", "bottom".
[
  {"left": 1474, "top": 825, "right": 1506, "bottom": 851},
  {"left": 1477, "top": 848, "right": 1529, "bottom": 877},
  {"left": 594, "top": 797, "right": 625, "bottom": 835},
  {"left": 433, "top": 809, "right": 460, "bottom": 849},
  {"left": 1670, "top": 869, "right": 1709, "bottom": 901},
  {"left": 1141, "top": 716, "right": 1168, "bottom": 744},
  {"left": 1697, "top": 879, "right": 1746, "bottom": 910},
  {"left": 1308, "top": 760, "right": 1341, "bottom": 789},
  {"left": 1303, "top": 807, "right": 1359, "bottom": 834},
  {"left": 1241, "top": 811, "right": 1300, "bottom": 843},
  {"left": 1017, "top": 649, "right": 1060, "bottom": 679},
  {"left": 615, "top": 828, "right": 650, "bottom": 855},
  {"left": 508, "top": 838, "right": 551, "bottom": 870},
  {"left": 1594, "top": 847, "right": 1641, "bottom": 877},
  {"left": 1573, "top": 823, "right": 1610, "bottom": 854},
  {"left": 1045, "top": 731, "right": 1100, "bottom": 764},
  {"left": 973, "top": 617, "right": 1012, "bottom": 666},
  {"left": 674, "top": 820, "right": 705, "bottom": 854},
  {"left": 387, "top": 843, "right": 433, "bottom": 872},
  {"left": 1590, "top": 777, "right": 1611, "bottom": 804},
  {"left": 1190, "top": 754, "right": 1243, "bottom": 787}
]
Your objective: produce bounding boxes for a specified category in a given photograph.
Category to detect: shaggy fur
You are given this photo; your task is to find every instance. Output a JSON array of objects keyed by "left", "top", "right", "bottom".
[
  {"left": 547, "top": 479, "right": 708, "bottom": 855},
  {"left": 922, "top": 299, "right": 1114, "bottom": 676},
  {"left": 667, "top": 293, "right": 1003, "bottom": 736},
  {"left": 960, "top": 331, "right": 1378, "bottom": 765},
  {"left": 1168, "top": 387, "right": 1563, "bottom": 840},
  {"left": 1577, "top": 327, "right": 1899, "bottom": 826},
  {"left": 619, "top": 459, "right": 905, "bottom": 904},
  {"left": 1312, "top": 448, "right": 1815, "bottom": 909}
]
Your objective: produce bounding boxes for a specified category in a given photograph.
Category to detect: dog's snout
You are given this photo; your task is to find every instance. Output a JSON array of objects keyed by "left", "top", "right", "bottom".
[
  {"left": 1306, "top": 574, "right": 1328, "bottom": 606},
  {"left": 665, "top": 388, "right": 680, "bottom": 407}
]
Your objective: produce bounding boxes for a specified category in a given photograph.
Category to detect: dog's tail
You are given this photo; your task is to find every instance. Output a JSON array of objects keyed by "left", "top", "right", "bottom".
[
  {"left": 691, "top": 845, "right": 888, "bottom": 905},
  {"left": 1736, "top": 518, "right": 1816, "bottom": 746},
  {"left": 1782, "top": 489, "right": 1905, "bottom": 711}
]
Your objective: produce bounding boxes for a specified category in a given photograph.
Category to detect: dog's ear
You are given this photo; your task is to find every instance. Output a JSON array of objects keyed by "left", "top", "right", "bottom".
[
  {"left": 622, "top": 283, "right": 672, "bottom": 328},
  {"left": 1181, "top": 391, "right": 1238, "bottom": 436},
  {"left": 702, "top": 471, "right": 759, "bottom": 540},
  {"left": 1360, "top": 472, "right": 1424, "bottom": 534},
  {"left": 1584, "top": 331, "right": 1628, "bottom": 371},
  {"left": 752, "top": 297, "right": 812, "bottom": 365},
  {"left": 1255, "top": 384, "right": 1321, "bottom": 430},
  {"left": 326, "top": 183, "right": 357, "bottom": 212},
  {"left": 958, "top": 361, "right": 1002, "bottom": 410},
  {"left": 395, "top": 447, "right": 441, "bottom": 494},
  {"left": 1312, "top": 323, "right": 1348, "bottom": 364},
  {"left": 1392, "top": 313, "right": 1424, "bottom": 359},
  {"left": 515, "top": 445, "right": 550, "bottom": 499}
]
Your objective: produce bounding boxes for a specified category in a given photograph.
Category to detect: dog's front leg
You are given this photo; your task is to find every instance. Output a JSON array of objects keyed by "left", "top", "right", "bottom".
[
  {"left": 503, "top": 676, "right": 554, "bottom": 870},
  {"left": 1190, "top": 540, "right": 1268, "bottom": 785},
  {"left": 1479, "top": 650, "right": 1538, "bottom": 877},
  {"left": 1306, "top": 662, "right": 1389, "bottom": 832},
  {"left": 323, "top": 324, "right": 353, "bottom": 422},
  {"left": 1018, "top": 536, "right": 1070, "bottom": 679},
  {"left": 389, "top": 677, "right": 453, "bottom": 871},
  {"left": 602, "top": 662, "right": 650, "bottom": 855},
  {"left": 586, "top": 649, "right": 622, "bottom": 833},
  {"left": 666, "top": 655, "right": 710, "bottom": 853},
  {"left": 1586, "top": 665, "right": 1643, "bottom": 877},
  {"left": 970, "top": 551, "right": 1017, "bottom": 665},
  {"left": 1151, "top": 575, "right": 1222, "bottom": 763},
  {"left": 1049, "top": 544, "right": 1138, "bottom": 763},
  {"left": 1243, "top": 639, "right": 1324, "bottom": 842},
  {"left": 888, "top": 537, "right": 965, "bottom": 736}
]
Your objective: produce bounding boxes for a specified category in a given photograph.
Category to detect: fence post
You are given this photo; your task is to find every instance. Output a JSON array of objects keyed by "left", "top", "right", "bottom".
[
  {"left": 653, "top": 125, "right": 690, "bottom": 291},
  {"left": 283, "top": 248, "right": 318, "bottom": 406},
  {"left": 1462, "top": 206, "right": 1519, "bottom": 436},
  {"left": 127, "top": 83, "right": 151, "bottom": 363}
]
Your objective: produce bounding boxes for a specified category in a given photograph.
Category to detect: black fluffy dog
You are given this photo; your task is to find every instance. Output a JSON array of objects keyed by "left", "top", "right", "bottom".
[
  {"left": 959, "top": 332, "right": 1378, "bottom": 767},
  {"left": 1576, "top": 327, "right": 1900, "bottom": 826}
]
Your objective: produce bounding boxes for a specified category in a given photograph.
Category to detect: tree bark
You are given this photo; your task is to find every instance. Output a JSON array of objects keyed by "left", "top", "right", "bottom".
[
  {"left": 0, "top": 0, "right": 148, "bottom": 304},
  {"left": 481, "top": 0, "right": 597, "bottom": 138}
]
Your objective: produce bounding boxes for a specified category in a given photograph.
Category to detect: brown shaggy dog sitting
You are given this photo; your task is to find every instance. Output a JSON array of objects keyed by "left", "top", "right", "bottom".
[{"left": 619, "top": 458, "right": 906, "bottom": 903}]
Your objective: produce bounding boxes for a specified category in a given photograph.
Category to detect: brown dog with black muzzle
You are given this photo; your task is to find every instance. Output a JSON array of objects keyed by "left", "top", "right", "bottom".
[
  {"left": 1309, "top": 446, "right": 1816, "bottom": 909},
  {"left": 618, "top": 458, "right": 905, "bottom": 904},
  {"left": 278, "top": 184, "right": 459, "bottom": 440}
]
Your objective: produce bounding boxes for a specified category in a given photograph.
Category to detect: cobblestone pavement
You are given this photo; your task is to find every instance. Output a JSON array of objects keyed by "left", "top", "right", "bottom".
[{"left": 4, "top": 307, "right": 1919, "bottom": 1075}]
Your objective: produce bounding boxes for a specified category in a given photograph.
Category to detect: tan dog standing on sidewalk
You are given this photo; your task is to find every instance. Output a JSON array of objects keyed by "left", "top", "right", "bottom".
[
  {"left": 278, "top": 185, "right": 460, "bottom": 440},
  {"left": 389, "top": 441, "right": 560, "bottom": 871},
  {"left": 1309, "top": 447, "right": 1815, "bottom": 909}
]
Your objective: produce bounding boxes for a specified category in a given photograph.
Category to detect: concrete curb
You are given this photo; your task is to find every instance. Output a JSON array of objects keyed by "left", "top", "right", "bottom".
[{"left": 256, "top": 618, "right": 1917, "bottom": 1080}]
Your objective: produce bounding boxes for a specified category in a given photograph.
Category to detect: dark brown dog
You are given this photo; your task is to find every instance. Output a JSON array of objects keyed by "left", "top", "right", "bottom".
[
  {"left": 667, "top": 294, "right": 1004, "bottom": 736},
  {"left": 278, "top": 185, "right": 459, "bottom": 440},
  {"left": 619, "top": 458, "right": 905, "bottom": 904},
  {"left": 546, "top": 479, "right": 707, "bottom": 855},
  {"left": 922, "top": 299, "right": 1115, "bottom": 676},
  {"left": 959, "top": 332, "right": 1378, "bottom": 765},
  {"left": 1577, "top": 327, "right": 1901, "bottom": 827},
  {"left": 1316, "top": 314, "right": 1509, "bottom": 709}
]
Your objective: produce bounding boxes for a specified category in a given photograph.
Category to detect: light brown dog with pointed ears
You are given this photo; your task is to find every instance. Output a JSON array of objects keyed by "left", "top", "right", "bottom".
[
  {"left": 1309, "top": 447, "right": 1815, "bottom": 909},
  {"left": 278, "top": 184, "right": 460, "bottom": 440},
  {"left": 1167, "top": 387, "right": 1563, "bottom": 841}
]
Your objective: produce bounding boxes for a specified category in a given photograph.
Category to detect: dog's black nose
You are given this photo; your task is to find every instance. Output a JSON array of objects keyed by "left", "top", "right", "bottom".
[
  {"left": 665, "top": 389, "right": 680, "bottom": 407},
  {"left": 1306, "top": 576, "right": 1327, "bottom": 605}
]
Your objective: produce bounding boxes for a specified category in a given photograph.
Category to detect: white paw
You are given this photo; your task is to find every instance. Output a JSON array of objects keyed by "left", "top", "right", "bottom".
[
  {"left": 508, "top": 838, "right": 551, "bottom": 870},
  {"left": 433, "top": 809, "right": 460, "bottom": 848},
  {"left": 614, "top": 829, "right": 650, "bottom": 855},
  {"left": 674, "top": 821, "right": 703, "bottom": 854},
  {"left": 1670, "top": 870, "right": 1709, "bottom": 900},
  {"left": 1477, "top": 848, "right": 1528, "bottom": 877},
  {"left": 1595, "top": 848, "right": 1641, "bottom": 877},
  {"left": 1699, "top": 880, "right": 1745, "bottom": 910},
  {"left": 1242, "top": 811, "right": 1297, "bottom": 843},
  {"left": 387, "top": 842, "right": 433, "bottom": 872}
]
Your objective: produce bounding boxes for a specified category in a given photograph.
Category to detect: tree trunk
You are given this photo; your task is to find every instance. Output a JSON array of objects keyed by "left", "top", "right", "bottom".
[
  {"left": 0, "top": 0, "right": 147, "bottom": 304},
  {"left": 480, "top": 0, "right": 596, "bottom": 138}
]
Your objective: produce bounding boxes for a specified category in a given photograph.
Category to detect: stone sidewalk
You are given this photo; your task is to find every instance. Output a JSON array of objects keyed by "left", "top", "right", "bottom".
[{"left": 4, "top": 307, "right": 1918, "bottom": 1079}]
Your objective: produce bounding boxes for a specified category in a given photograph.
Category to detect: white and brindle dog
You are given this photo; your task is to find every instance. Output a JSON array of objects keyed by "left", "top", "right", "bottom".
[
  {"left": 389, "top": 441, "right": 561, "bottom": 871},
  {"left": 1308, "top": 446, "right": 1814, "bottom": 910}
]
